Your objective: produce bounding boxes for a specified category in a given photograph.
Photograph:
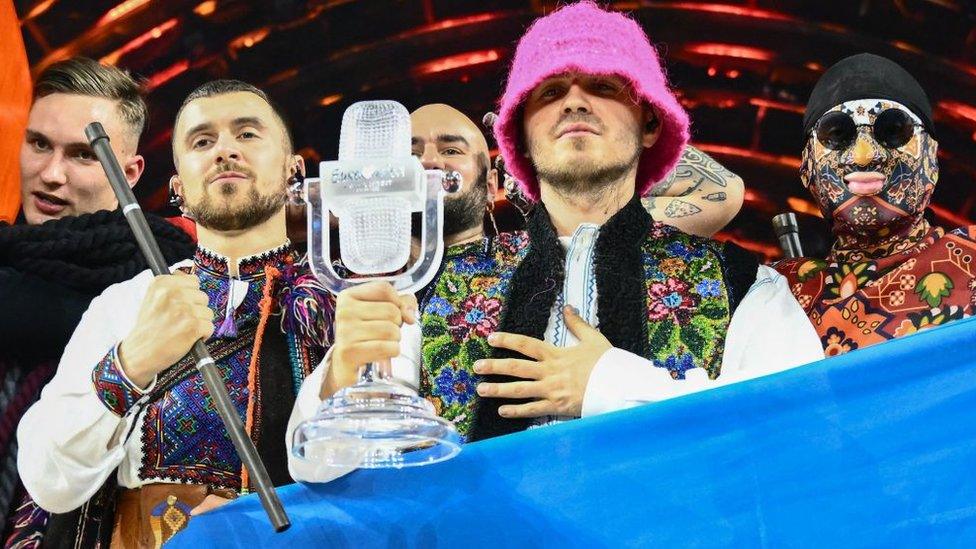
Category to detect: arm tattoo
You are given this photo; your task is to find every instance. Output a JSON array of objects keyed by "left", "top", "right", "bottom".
[
  {"left": 651, "top": 145, "right": 737, "bottom": 197},
  {"left": 649, "top": 170, "right": 679, "bottom": 197},
  {"left": 678, "top": 176, "right": 707, "bottom": 197},
  {"left": 664, "top": 199, "right": 703, "bottom": 218},
  {"left": 703, "top": 192, "right": 727, "bottom": 202}
]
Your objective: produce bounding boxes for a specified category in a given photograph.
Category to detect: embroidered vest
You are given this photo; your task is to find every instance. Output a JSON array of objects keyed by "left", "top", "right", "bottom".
[
  {"left": 419, "top": 220, "right": 752, "bottom": 440},
  {"left": 92, "top": 244, "right": 331, "bottom": 491},
  {"left": 775, "top": 225, "right": 976, "bottom": 356}
]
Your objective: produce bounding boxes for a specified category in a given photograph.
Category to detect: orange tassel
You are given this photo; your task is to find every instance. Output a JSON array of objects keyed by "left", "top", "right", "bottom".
[{"left": 241, "top": 265, "right": 280, "bottom": 490}]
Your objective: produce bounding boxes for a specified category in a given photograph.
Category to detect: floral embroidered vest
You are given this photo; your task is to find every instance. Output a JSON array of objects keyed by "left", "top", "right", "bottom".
[
  {"left": 419, "top": 222, "right": 750, "bottom": 440},
  {"left": 775, "top": 225, "right": 976, "bottom": 356}
]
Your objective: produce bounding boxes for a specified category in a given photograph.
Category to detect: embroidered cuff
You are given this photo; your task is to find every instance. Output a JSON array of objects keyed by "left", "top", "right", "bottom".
[{"left": 91, "top": 345, "right": 154, "bottom": 417}]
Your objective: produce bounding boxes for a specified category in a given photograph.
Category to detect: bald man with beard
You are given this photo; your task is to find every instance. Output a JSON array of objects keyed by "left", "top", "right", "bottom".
[{"left": 409, "top": 104, "right": 500, "bottom": 254}]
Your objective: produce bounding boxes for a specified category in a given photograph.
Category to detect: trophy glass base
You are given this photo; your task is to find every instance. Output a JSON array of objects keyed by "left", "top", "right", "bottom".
[{"left": 292, "top": 381, "right": 461, "bottom": 469}]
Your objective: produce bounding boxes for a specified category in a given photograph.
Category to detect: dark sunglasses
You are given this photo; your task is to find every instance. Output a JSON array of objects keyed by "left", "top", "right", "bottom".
[{"left": 814, "top": 108, "right": 921, "bottom": 151}]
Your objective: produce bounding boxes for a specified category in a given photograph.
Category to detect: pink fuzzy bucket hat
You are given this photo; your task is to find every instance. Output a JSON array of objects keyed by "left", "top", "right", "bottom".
[{"left": 494, "top": 1, "right": 690, "bottom": 202}]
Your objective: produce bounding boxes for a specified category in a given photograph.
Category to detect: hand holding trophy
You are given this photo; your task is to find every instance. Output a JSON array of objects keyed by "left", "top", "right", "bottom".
[{"left": 292, "top": 101, "right": 462, "bottom": 470}]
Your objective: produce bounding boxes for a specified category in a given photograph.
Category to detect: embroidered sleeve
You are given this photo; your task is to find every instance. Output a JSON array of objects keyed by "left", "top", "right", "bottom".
[{"left": 91, "top": 345, "right": 151, "bottom": 417}]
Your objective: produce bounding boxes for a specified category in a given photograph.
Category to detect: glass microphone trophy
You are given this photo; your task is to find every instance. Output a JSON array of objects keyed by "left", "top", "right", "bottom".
[{"left": 291, "top": 101, "right": 463, "bottom": 470}]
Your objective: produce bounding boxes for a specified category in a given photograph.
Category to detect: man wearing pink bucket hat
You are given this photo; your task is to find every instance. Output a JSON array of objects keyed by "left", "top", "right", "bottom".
[{"left": 299, "top": 2, "right": 822, "bottom": 452}]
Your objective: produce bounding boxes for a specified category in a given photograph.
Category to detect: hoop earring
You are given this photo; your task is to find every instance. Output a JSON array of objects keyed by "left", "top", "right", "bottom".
[
  {"left": 169, "top": 186, "right": 195, "bottom": 220},
  {"left": 287, "top": 170, "right": 304, "bottom": 188}
]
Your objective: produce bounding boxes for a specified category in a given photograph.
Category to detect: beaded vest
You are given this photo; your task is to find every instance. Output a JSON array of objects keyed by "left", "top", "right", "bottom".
[{"left": 419, "top": 209, "right": 748, "bottom": 440}]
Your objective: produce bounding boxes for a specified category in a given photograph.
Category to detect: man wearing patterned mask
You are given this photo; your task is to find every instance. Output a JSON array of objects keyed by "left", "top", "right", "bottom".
[{"left": 775, "top": 53, "right": 976, "bottom": 356}]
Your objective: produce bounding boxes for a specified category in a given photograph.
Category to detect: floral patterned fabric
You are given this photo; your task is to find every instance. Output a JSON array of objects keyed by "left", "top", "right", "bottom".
[
  {"left": 775, "top": 225, "right": 976, "bottom": 356},
  {"left": 419, "top": 234, "right": 526, "bottom": 437},
  {"left": 420, "top": 224, "right": 734, "bottom": 439},
  {"left": 642, "top": 225, "right": 732, "bottom": 380}
]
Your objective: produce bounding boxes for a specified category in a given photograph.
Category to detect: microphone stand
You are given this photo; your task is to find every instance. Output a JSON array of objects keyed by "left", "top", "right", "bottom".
[
  {"left": 85, "top": 122, "right": 290, "bottom": 533},
  {"left": 772, "top": 212, "right": 804, "bottom": 259}
]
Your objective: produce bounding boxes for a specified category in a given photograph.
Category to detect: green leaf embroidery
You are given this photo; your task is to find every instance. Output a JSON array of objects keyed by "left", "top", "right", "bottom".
[
  {"left": 422, "top": 315, "right": 448, "bottom": 338},
  {"left": 915, "top": 272, "right": 954, "bottom": 308},
  {"left": 679, "top": 323, "right": 707, "bottom": 356},
  {"left": 697, "top": 301, "right": 728, "bottom": 320},
  {"left": 462, "top": 338, "right": 489, "bottom": 366},
  {"left": 649, "top": 321, "right": 675, "bottom": 352},
  {"left": 423, "top": 336, "right": 459, "bottom": 371}
]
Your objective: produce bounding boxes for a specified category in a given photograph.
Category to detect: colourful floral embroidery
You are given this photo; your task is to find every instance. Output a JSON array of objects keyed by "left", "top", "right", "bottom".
[
  {"left": 821, "top": 326, "right": 858, "bottom": 356},
  {"left": 426, "top": 296, "right": 454, "bottom": 316},
  {"left": 665, "top": 241, "right": 705, "bottom": 261},
  {"left": 421, "top": 225, "right": 734, "bottom": 435},
  {"left": 654, "top": 352, "right": 696, "bottom": 380},
  {"left": 647, "top": 278, "right": 699, "bottom": 324},
  {"left": 453, "top": 256, "right": 495, "bottom": 276},
  {"left": 420, "top": 235, "right": 527, "bottom": 437},
  {"left": 643, "top": 224, "right": 731, "bottom": 379},
  {"left": 447, "top": 294, "right": 502, "bottom": 341},
  {"left": 434, "top": 366, "right": 477, "bottom": 406},
  {"left": 696, "top": 279, "right": 722, "bottom": 298},
  {"left": 658, "top": 258, "right": 687, "bottom": 277}
]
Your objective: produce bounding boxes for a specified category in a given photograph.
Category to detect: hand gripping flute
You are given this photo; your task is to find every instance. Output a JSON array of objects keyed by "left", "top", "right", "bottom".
[{"left": 85, "top": 122, "right": 290, "bottom": 533}]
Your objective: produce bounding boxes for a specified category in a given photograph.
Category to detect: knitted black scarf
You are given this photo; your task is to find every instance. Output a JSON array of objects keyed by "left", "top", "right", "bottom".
[
  {"left": 0, "top": 209, "right": 195, "bottom": 294},
  {"left": 0, "top": 209, "right": 194, "bottom": 547}
]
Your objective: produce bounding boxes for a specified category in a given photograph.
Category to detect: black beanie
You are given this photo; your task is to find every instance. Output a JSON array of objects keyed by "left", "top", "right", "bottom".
[{"left": 803, "top": 53, "right": 935, "bottom": 138}]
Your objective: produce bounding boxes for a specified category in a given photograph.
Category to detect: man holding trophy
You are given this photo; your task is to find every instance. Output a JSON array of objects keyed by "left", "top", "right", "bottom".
[{"left": 289, "top": 1, "right": 822, "bottom": 454}]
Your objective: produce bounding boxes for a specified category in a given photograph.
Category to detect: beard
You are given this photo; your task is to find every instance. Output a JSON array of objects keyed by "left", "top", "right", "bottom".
[
  {"left": 530, "top": 122, "right": 642, "bottom": 202},
  {"left": 534, "top": 151, "right": 638, "bottom": 199},
  {"left": 444, "top": 168, "right": 488, "bottom": 236},
  {"left": 412, "top": 168, "right": 488, "bottom": 239},
  {"left": 187, "top": 171, "right": 287, "bottom": 232}
]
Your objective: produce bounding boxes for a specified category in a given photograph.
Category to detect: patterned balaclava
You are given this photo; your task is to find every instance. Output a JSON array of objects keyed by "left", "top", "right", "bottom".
[{"left": 801, "top": 54, "right": 938, "bottom": 261}]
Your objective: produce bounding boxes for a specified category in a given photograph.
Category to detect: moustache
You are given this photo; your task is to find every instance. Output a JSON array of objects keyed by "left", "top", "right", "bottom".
[
  {"left": 551, "top": 112, "right": 604, "bottom": 136},
  {"left": 206, "top": 161, "right": 256, "bottom": 184}
]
